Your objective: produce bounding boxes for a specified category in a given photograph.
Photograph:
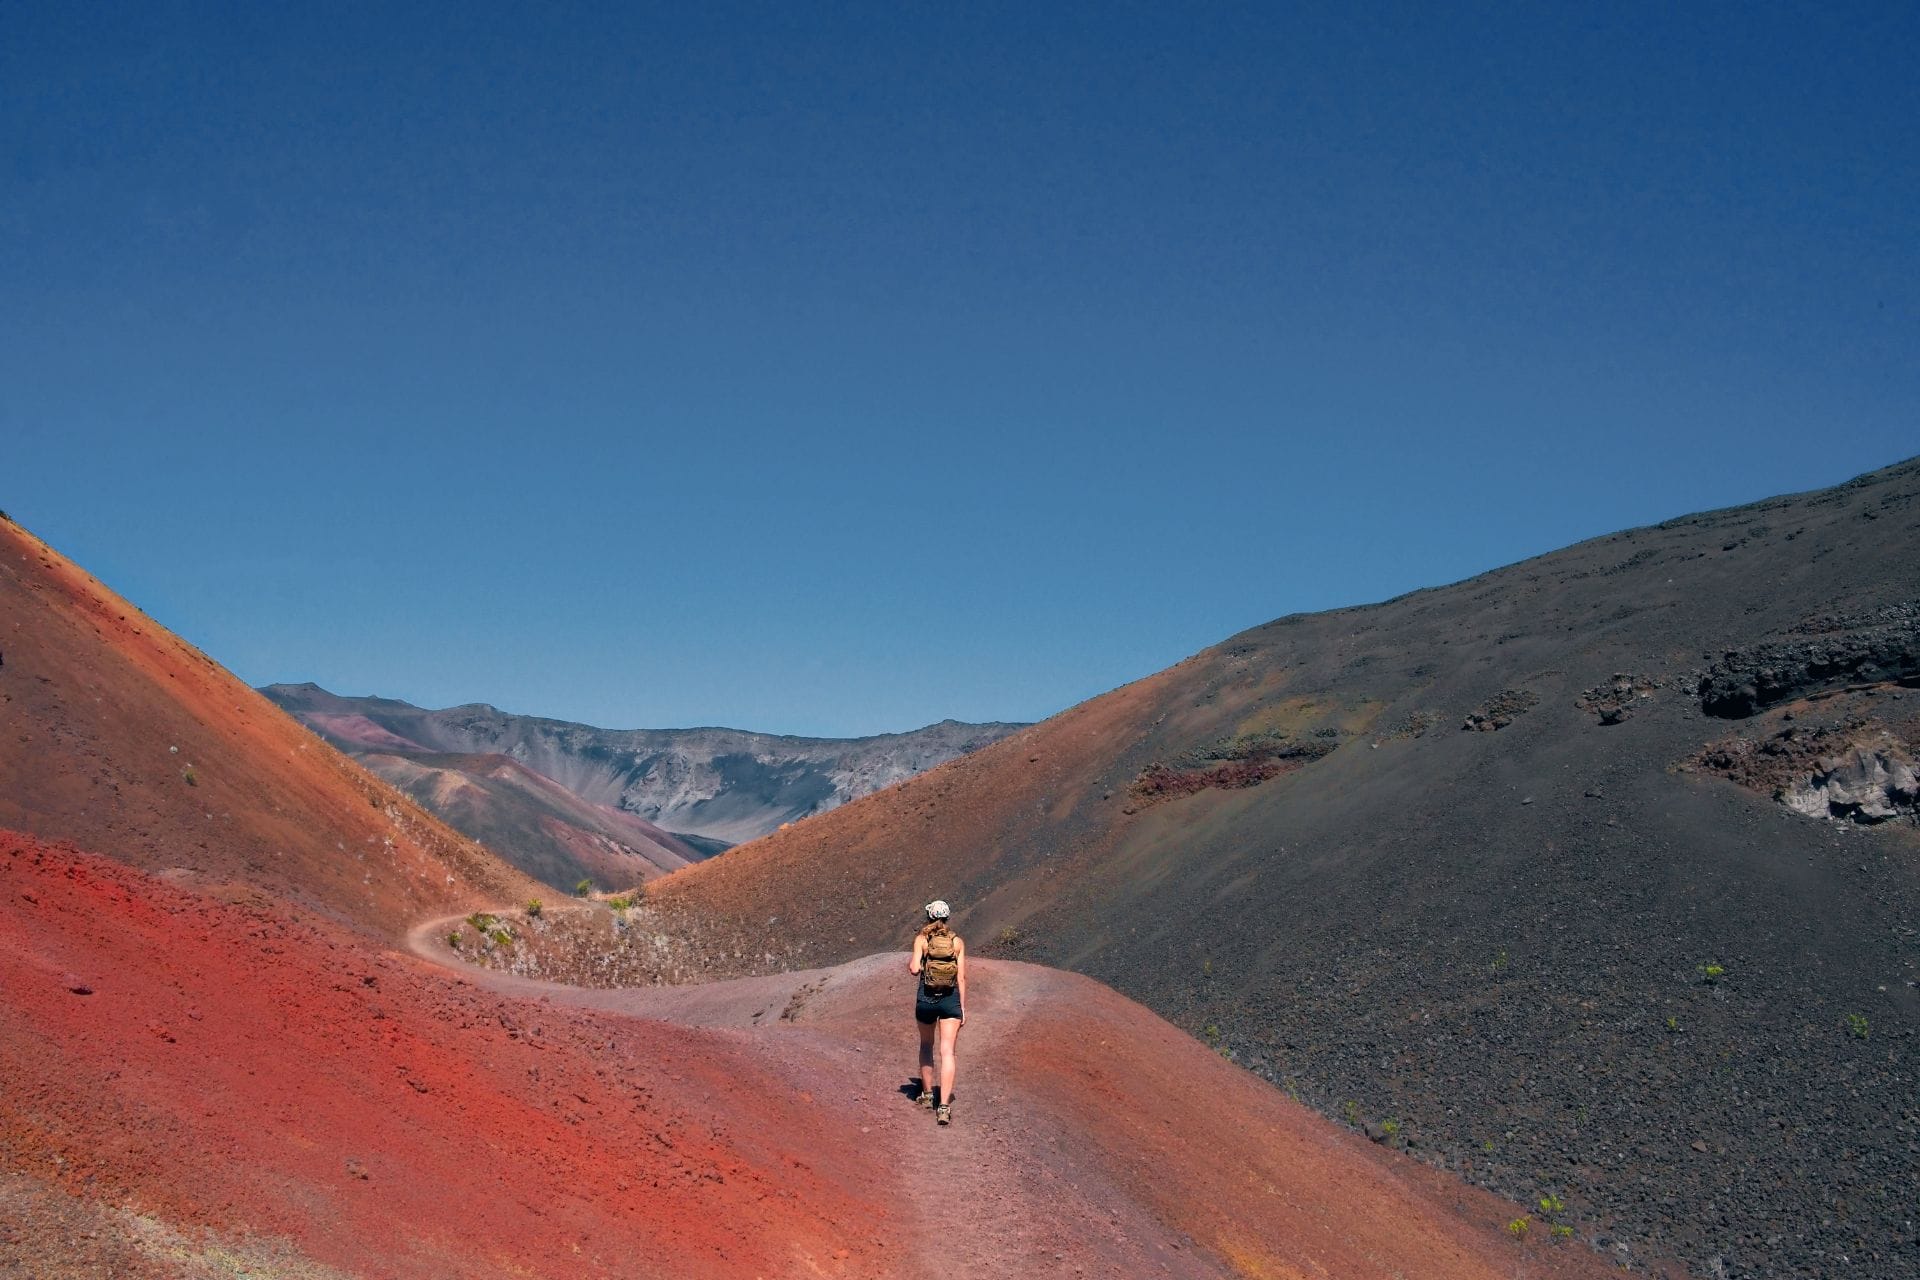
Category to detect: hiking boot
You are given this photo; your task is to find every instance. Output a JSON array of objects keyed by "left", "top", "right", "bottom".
[
  {"left": 935, "top": 1102, "right": 952, "bottom": 1126},
  {"left": 917, "top": 1089, "right": 935, "bottom": 1110}
]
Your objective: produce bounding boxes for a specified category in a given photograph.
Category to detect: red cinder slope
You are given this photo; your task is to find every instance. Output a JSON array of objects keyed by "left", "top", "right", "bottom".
[
  {"left": 0, "top": 517, "right": 539, "bottom": 937},
  {"left": 0, "top": 832, "right": 907, "bottom": 1280}
]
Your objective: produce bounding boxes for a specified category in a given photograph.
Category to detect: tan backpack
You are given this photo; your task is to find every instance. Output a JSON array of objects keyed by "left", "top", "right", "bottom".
[{"left": 921, "top": 928, "right": 960, "bottom": 993}]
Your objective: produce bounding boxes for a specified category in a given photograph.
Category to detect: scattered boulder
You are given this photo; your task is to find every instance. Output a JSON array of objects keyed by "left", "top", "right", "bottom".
[
  {"left": 1462, "top": 689, "right": 1538, "bottom": 732},
  {"left": 1578, "top": 673, "right": 1662, "bottom": 725}
]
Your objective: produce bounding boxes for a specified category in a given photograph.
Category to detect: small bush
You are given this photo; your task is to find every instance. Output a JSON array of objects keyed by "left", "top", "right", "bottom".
[
  {"left": 447, "top": 931, "right": 461, "bottom": 948},
  {"left": 1538, "top": 1193, "right": 1565, "bottom": 1216},
  {"left": 182, "top": 766, "right": 198, "bottom": 787},
  {"left": 1845, "top": 1012, "right": 1870, "bottom": 1040},
  {"left": 1550, "top": 1224, "right": 1573, "bottom": 1241},
  {"left": 606, "top": 896, "right": 630, "bottom": 911},
  {"left": 1507, "top": 1216, "right": 1530, "bottom": 1239},
  {"left": 1698, "top": 961, "right": 1726, "bottom": 981},
  {"left": 574, "top": 878, "right": 594, "bottom": 897},
  {"left": 525, "top": 899, "right": 543, "bottom": 918}
]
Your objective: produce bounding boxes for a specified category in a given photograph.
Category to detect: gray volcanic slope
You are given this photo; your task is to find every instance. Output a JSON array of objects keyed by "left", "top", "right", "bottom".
[
  {"left": 650, "top": 456, "right": 1920, "bottom": 1280},
  {"left": 260, "top": 684, "right": 1026, "bottom": 848}
]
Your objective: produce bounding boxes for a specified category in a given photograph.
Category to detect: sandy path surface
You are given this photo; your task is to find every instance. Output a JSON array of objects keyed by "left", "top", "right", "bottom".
[
  {"left": 408, "top": 915, "right": 1632, "bottom": 1279},
  {"left": 407, "top": 920, "right": 1195, "bottom": 1275}
]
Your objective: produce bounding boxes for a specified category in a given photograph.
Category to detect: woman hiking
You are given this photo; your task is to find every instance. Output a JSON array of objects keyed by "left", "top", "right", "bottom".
[{"left": 909, "top": 900, "right": 966, "bottom": 1126}]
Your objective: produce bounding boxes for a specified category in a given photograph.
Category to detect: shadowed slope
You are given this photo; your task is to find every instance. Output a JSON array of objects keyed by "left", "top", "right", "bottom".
[
  {"left": 650, "top": 457, "right": 1920, "bottom": 1277},
  {"left": 0, "top": 517, "right": 540, "bottom": 938}
]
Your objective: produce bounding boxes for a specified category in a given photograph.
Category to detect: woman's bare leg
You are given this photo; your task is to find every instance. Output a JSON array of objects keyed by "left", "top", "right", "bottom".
[
  {"left": 917, "top": 1020, "right": 936, "bottom": 1098},
  {"left": 936, "top": 1017, "right": 961, "bottom": 1103}
]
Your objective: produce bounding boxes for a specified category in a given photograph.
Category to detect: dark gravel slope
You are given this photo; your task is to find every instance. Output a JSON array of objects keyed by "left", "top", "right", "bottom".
[{"left": 656, "top": 456, "right": 1920, "bottom": 1278}]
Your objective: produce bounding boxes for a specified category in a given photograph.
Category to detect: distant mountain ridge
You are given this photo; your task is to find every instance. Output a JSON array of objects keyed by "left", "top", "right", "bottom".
[{"left": 259, "top": 684, "right": 1027, "bottom": 879}]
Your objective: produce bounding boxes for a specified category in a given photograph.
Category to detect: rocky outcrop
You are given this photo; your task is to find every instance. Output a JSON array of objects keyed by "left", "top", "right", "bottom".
[
  {"left": 1779, "top": 739, "right": 1920, "bottom": 823},
  {"left": 1698, "top": 607, "right": 1920, "bottom": 717}
]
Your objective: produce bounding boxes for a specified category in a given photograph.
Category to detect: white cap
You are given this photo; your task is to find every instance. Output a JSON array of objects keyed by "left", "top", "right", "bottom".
[{"left": 924, "top": 900, "right": 950, "bottom": 920}]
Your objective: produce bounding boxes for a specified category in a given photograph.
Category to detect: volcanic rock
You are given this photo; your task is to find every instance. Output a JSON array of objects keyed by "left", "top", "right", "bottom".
[{"left": 1780, "top": 740, "right": 1920, "bottom": 822}]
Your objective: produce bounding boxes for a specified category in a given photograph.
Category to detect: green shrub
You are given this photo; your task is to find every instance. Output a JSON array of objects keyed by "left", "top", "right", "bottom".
[
  {"left": 1698, "top": 961, "right": 1726, "bottom": 981},
  {"left": 1507, "top": 1216, "right": 1530, "bottom": 1239},
  {"left": 574, "top": 878, "right": 594, "bottom": 896},
  {"left": 182, "top": 766, "right": 198, "bottom": 787},
  {"left": 447, "top": 931, "right": 461, "bottom": 948},
  {"left": 1845, "top": 1012, "right": 1869, "bottom": 1040},
  {"left": 525, "top": 899, "right": 543, "bottom": 918}
]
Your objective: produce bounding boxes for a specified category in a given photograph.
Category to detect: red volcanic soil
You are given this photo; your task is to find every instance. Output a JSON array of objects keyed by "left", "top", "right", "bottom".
[
  {"left": 0, "top": 519, "right": 539, "bottom": 937},
  {"left": 0, "top": 831, "right": 900, "bottom": 1279},
  {"left": 1, "top": 830, "right": 1635, "bottom": 1280}
]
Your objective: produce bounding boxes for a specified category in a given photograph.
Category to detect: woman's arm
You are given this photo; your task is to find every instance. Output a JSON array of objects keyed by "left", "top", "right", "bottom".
[
  {"left": 956, "top": 938, "right": 967, "bottom": 1024},
  {"left": 908, "top": 934, "right": 925, "bottom": 976}
]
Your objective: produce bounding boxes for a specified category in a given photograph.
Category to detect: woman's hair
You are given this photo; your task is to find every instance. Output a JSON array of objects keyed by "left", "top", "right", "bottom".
[{"left": 918, "top": 919, "right": 953, "bottom": 940}]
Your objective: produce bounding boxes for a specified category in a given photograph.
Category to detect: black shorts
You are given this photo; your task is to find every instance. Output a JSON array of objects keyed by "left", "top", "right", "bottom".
[{"left": 915, "top": 985, "right": 962, "bottom": 1024}]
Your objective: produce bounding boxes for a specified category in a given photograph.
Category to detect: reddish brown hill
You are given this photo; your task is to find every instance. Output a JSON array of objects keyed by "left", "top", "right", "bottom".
[
  {"left": 650, "top": 457, "right": 1920, "bottom": 1278},
  {"left": 0, "top": 518, "right": 540, "bottom": 937},
  {"left": 1, "top": 832, "right": 1630, "bottom": 1280}
]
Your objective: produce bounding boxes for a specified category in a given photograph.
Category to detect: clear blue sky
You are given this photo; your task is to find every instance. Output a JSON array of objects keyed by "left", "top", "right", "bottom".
[{"left": 6, "top": 2, "right": 1915, "bottom": 736}]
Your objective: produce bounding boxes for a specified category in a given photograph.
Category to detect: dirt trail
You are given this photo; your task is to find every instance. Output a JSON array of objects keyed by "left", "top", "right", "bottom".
[
  {"left": 406, "top": 918, "right": 1179, "bottom": 1275},
  {"left": 405, "top": 914, "right": 1627, "bottom": 1279}
]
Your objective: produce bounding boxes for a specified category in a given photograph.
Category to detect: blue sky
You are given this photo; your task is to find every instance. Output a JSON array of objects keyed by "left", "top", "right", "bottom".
[{"left": 6, "top": 2, "right": 1916, "bottom": 736}]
